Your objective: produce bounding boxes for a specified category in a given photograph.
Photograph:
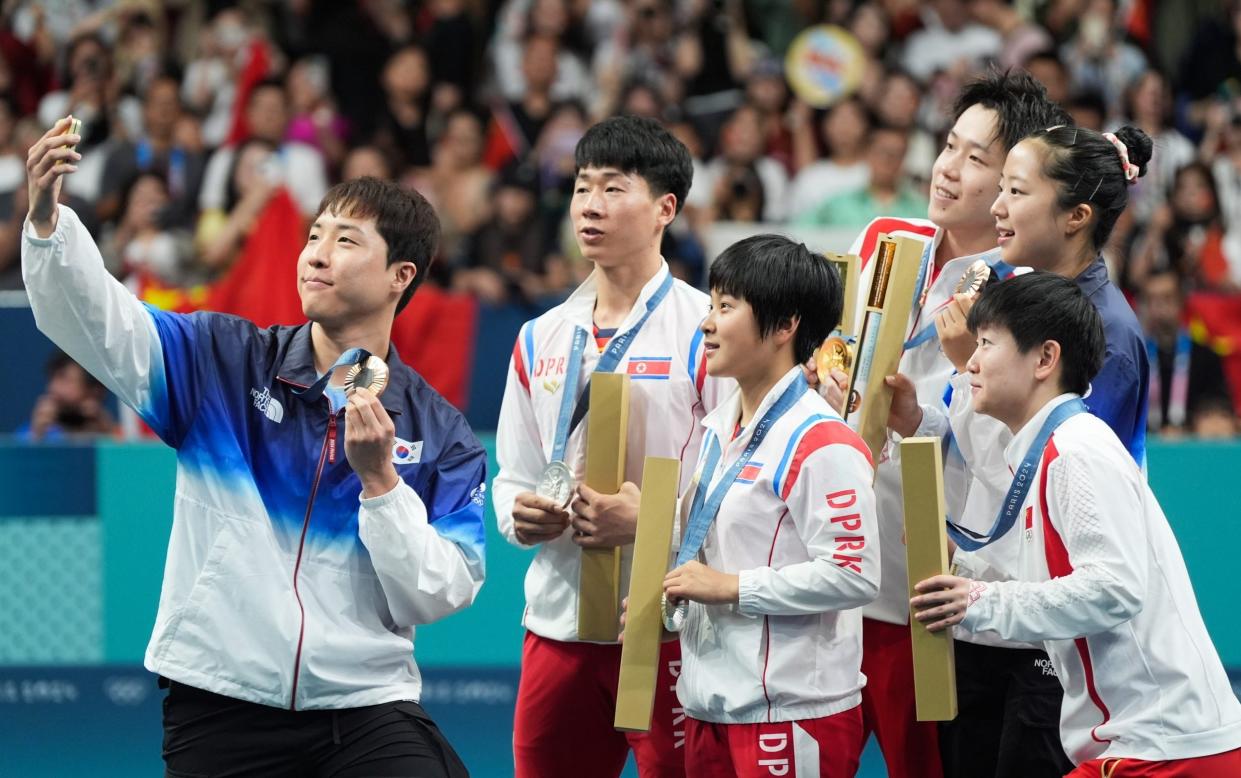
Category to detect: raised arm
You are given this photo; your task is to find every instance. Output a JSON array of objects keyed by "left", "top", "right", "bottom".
[
  {"left": 23, "top": 120, "right": 216, "bottom": 449},
  {"left": 23, "top": 120, "right": 168, "bottom": 431}
]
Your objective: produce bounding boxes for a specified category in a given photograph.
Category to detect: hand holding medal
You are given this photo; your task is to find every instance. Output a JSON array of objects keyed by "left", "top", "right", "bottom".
[
  {"left": 338, "top": 353, "right": 398, "bottom": 497},
  {"left": 935, "top": 260, "right": 994, "bottom": 373},
  {"left": 536, "top": 460, "right": 575, "bottom": 509}
]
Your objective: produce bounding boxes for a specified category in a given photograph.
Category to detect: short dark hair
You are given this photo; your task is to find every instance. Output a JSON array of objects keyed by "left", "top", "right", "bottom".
[
  {"left": 45, "top": 350, "right": 103, "bottom": 390},
  {"left": 953, "top": 68, "right": 1072, "bottom": 152},
  {"left": 967, "top": 272, "right": 1104, "bottom": 395},
  {"left": 708, "top": 235, "right": 841, "bottom": 365},
  {"left": 1024, "top": 125, "right": 1154, "bottom": 251},
  {"left": 574, "top": 115, "right": 693, "bottom": 215},
  {"left": 247, "top": 76, "right": 287, "bottom": 105},
  {"left": 317, "top": 177, "right": 441, "bottom": 315}
]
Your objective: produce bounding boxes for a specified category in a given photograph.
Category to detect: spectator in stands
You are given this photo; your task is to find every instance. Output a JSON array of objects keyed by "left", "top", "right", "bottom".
[
  {"left": 285, "top": 56, "right": 350, "bottom": 174},
  {"left": 493, "top": 0, "right": 591, "bottom": 105},
  {"left": 1023, "top": 49, "right": 1071, "bottom": 106},
  {"left": 342, "top": 145, "right": 394, "bottom": 183},
  {"left": 199, "top": 77, "right": 329, "bottom": 218},
  {"left": 708, "top": 161, "right": 766, "bottom": 223},
  {"left": 968, "top": 0, "right": 1054, "bottom": 71},
  {"left": 677, "top": 0, "right": 756, "bottom": 131},
  {"left": 406, "top": 108, "right": 495, "bottom": 260},
  {"left": 38, "top": 31, "right": 130, "bottom": 206},
  {"left": 452, "top": 161, "right": 552, "bottom": 304},
  {"left": 181, "top": 7, "right": 256, "bottom": 148},
  {"left": 617, "top": 79, "right": 664, "bottom": 119},
  {"left": 1066, "top": 90, "right": 1108, "bottom": 131},
  {"left": 591, "top": 0, "right": 680, "bottom": 119},
  {"left": 531, "top": 100, "right": 588, "bottom": 241},
  {"left": 484, "top": 35, "right": 560, "bottom": 169},
  {"left": 373, "top": 44, "right": 434, "bottom": 171},
  {"left": 795, "top": 124, "right": 926, "bottom": 228},
  {"left": 35, "top": 32, "right": 118, "bottom": 153},
  {"left": 1132, "top": 162, "right": 1238, "bottom": 292},
  {"left": 98, "top": 75, "right": 206, "bottom": 230},
  {"left": 197, "top": 138, "right": 288, "bottom": 273},
  {"left": 109, "top": 5, "right": 166, "bottom": 103},
  {"left": 1061, "top": 0, "right": 1148, "bottom": 123},
  {"left": 16, "top": 351, "right": 116, "bottom": 443},
  {"left": 1177, "top": 1, "right": 1241, "bottom": 131},
  {"left": 1206, "top": 114, "right": 1241, "bottom": 261},
  {"left": 1140, "top": 268, "right": 1235, "bottom": 435},
  {"left": 99, "top": 171, "right": 196, "bottom": 288},
  {"left": 743, "top": 57, "right": 794, "bottom": 173},
  {"left": 1122, "top": 69, "right": 1195, "bottom": 226},
  {"left": 849, "top": 2, "right": 891, "bottom": 62},
  {"left": 788, "top": 97, "right": 871, "bottom": 222},
  {"left": 902, "top": 0, "right": 1002, "bottom": 84},
  {"left": 702, "top": 103, "right": 787, "bottom": 222},
  {"left": 872, "top": 69, "right": 936, "bottom": 189}
]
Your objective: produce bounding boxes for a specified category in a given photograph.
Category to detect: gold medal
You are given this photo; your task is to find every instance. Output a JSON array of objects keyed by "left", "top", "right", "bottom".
[
  {"left": 955, "top": 259, "right": 992, "bottom": 297},
  {"left": 343, "top": 355, "right": 389, "bottom": 396},
  {"left": 816, "top": 336, "right": 854, "bottom": 383}
]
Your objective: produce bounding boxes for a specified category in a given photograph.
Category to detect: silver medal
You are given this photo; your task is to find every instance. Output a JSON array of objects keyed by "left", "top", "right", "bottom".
[
  {"left": 660, "top": 592, "right": 688, "bottom": 633},
  {"left": 536, "top": 460, "right": 575, "bottom": 508}
]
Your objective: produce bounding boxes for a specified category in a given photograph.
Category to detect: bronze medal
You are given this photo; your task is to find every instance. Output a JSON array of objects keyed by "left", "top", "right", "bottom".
[
  {"left": 955, "top": 259, "right": 991, "bottom": 297},
  {"left": 343, "top": 355, "right": 389, "bottom": 397}
]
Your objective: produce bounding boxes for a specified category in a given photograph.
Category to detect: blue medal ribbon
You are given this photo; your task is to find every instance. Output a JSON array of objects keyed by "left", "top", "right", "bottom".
[
  {"left": 676, "top": 379, "right": 808, "bottom": 566},
  {"left": 292, "top": 347, "right": 374, "bottom": 404},
  {"left": 946, "top": 398, "right": 1087, "bottom": 551},
  {"left": 562, "top": 272, "right": 675, "bottom": 437},
  {"left": 550, "top": 327, "right": 589, "bottom": 462},
  {"left": 900, "top": 240, "right": 935, "bottom": 350}
]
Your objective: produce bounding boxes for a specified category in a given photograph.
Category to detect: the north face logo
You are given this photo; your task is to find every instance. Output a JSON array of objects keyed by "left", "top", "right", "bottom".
[{"left": 250, "top": 387, "right": 283, "bottom": 423}]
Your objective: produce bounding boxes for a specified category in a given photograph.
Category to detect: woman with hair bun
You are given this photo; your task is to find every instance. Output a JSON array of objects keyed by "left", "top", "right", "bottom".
[
  {"left": 938, "top": 124, "right": 1152, "bottom": 462},
  {"left": 987, "top": 123, "right": 1152, "bottom": 460}
]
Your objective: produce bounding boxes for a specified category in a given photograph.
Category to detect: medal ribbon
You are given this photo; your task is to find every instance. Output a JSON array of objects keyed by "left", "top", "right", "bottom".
[
  {"left": 1146, "top": 332, "right": 1191, "bottom": 429},
  {"left": 549, "top": 327, "right": 588, "bottom": 463},
  {"left": 676, "top": 379, "right": 807, "bottom": 566},
  {"left": 565, "top": 271, "right": 676, "bottom": 434},
  {"left": 292, "top": 347, "right": 374, "bottom": 404},
  {"left": 946, "top": 398, "right": 1087, "bottom": 551}
]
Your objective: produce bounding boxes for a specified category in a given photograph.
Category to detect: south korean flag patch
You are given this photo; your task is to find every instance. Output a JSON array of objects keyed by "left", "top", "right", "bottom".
[{"left": 392, "top": 438, "right": 423, "bottom": 465}]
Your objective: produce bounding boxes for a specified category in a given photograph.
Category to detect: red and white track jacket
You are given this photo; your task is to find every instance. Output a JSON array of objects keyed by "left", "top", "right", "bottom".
[
  {"left": 956, "top": 395, "right": 1241, "bottom": 764},
  {"left": 492, "top": 262, "right": 730, "bottom": 642},
  {"left": 675, "top": 367, "right": 879, "bottom": 724}
]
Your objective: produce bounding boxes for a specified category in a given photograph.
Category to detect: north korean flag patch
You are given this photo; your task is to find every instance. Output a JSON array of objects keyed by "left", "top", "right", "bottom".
[
  {"left": 626, "top": 356, "right": 672, "bottom": 380},
  {"left": 736, "top": 462, "right": 763, "bottom": 484}
]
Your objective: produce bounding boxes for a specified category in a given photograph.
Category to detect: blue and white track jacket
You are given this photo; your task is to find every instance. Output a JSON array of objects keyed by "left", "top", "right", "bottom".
[{"left": 23, "top": 206, "right": 487, "bottom": 710}]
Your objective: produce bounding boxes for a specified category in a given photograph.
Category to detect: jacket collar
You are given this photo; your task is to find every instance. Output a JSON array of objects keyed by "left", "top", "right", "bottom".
[
  {"left": 701, "top": 365, "right": 804, "bottom": 447},
  {"left": 561, "top": 260, "right": 672, "bottom": 329},
  {"left": 276, "top": 323, "right": 410, "bottom": 415},
  {"left": 1075, "top": 256, "right": 1109, "bottom": 299},
  {"left": 1003, "top": 393, "right": 1080, "bottom": 472}
]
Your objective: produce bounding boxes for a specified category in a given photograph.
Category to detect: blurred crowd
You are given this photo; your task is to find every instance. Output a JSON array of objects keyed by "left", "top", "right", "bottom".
[{"left": 2, "top": 0, "right": 1240, "bottom": 437}]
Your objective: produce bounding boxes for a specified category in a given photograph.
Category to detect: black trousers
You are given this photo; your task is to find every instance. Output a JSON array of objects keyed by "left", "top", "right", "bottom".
[
  {"left": 160, "top": 678, "right": 469, "bottom": 778},
  {"left": 938, "top": 641, "right": 1074, "bottom": 778}
]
